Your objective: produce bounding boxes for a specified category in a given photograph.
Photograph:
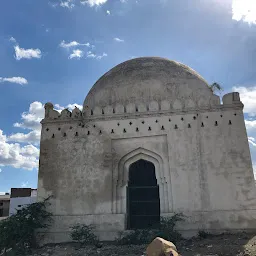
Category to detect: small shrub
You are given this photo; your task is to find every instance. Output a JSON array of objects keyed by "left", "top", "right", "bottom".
[
  {"left": 198, "top": 230, "right": 214, "bottom": 239},
  {"left": 0, "top": 197, "right": 52, "bottom": 255},
  {"left": 117, "top": 213, "right": 185, "bottom": 245},
  {"left": 70, "top": 224, "right": 100, "bottom": 246},
  {"left": 158, "top": 213, "right": 185, "bottom": 242},
  {"left": 117, "top": 229, "right": 156, "bottom": 245}
]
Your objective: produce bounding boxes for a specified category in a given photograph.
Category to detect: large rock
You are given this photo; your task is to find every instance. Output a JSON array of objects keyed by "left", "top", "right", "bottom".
[{"left": 146, "top": 237, "right": 179, "bottom": 256}]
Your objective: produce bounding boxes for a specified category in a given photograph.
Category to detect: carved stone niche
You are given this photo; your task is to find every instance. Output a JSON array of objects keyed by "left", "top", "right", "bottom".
[
  {"left": 93, "top": 106, "right": 102, "bottom": 116},
  {"left": 185, "top": 98, "right": 196, "bottom": 109},
  {"left": 161, "top": 100, "right": 170, "bottom": 111},
  {"left": 173, "top": 99, "right": 183, "bottom": 110},
  {"left": 138, "top": 102, "right": 147, "bottom": 112},
  {"left": 115, "top": 104, "right": 125, "bottom": 114},
  {"left": 126, "top": 103, "right": 136, "bottom": 113},
  {"left": 72, "top": 106, "right": 82, "bottom": 119},
  {"left": 83, "top": 105, "right": 91, "bottom": 117},
  {"left": 60, "top": 109, "right": 71, "bottom": 119},
  {"left": 44, "top": 102, "right": 59, "bottom": 119},
  {"left": 149, "top": 101, "right": 159, "bottom": 111},
  {"left": 104, "top": 105, "right": 114, "bottom": 115}
]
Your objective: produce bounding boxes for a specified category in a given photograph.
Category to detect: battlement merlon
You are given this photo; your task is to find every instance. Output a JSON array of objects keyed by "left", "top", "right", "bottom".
[{"left": 41, "top": 92, "right": 244, "bottom": 124}]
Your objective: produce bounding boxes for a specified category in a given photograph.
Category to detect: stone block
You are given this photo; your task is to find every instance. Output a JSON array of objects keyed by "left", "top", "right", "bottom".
[{"left": 146, "top": 237, "right": 179, "bottom": 256}]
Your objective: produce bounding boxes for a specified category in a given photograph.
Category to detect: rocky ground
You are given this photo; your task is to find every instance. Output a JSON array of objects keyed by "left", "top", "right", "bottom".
[{"left": 29, "top": 233, "right": 256, "bottom": 256}]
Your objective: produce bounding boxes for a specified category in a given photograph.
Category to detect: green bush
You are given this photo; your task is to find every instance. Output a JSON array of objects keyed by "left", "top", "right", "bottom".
[
  {"left": 70, "top": 224, "right": 100, "bottom": 246},
  {"left": 117, "top": 213, "right": 185, "bottom": 245},
  {"left": 157, "top": 214, "right": 184, "bottom": 242},
  {"left": 0, "top": 197, "right": 52, "bottom": 255},
  {"left": 116, "top": 229, "right": 156, "bottom": 245}
]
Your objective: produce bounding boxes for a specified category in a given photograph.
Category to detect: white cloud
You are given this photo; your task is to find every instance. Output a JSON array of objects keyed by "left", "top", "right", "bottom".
[
  {"left": 232, "top": 0, "right": 256, "bottom": 24},
  {"left": 0, "top": 101, "right": 82, "bottom": 170},
  {"left": 20, "top": 145, "right": 39, "bottom": 158},
  {"left": 0, "top": 130, "right": 39, "bottom": 170},
  {"left": 66, "top": 103, "right": 83, "bottom": 110},
  {"left": 233, "top": 86, "right": 256, "bottom": 116},
  {"left": 96, "top": 52, "right": 107, "bottom": 60},
  {"left": 14, "top": 45, "right": 41, "bottom": 60},
  {"left": 21, "top": 181, "right": 29, "bottom": 188},
  {"left": 0, "top": 168, "right": 2, "bottom": 173},
  {"left": 54, "top": 103, "right": 83, "bottom": 112},
  {"left": 9, "top": 37, "right": 16, "bottom": 43},
  {"left": 60, "top": 40, "right": 90, "bottom": 48},
  {"left": 106, "top": 10, "right": 110, "bottom": 15},
  {"left": 245, "top": 120, "right": 256, "bottom": 131},
  {"left": 0, "top": 77, "right": 28, "bottom": 85},
  {"left": 81, "top": 0, "right": 108, "bottom": 7},
  {"left": 249, "top": 137, "right": 256, "bottom": 147},
  {"left": 9, "top": 101, "right": 44, "bottom": 145},
  {"left": 69, "top": 49, "right": 84, "bottom": 59},
  {"left": 60, "top": 0, "right": 75, "bottom": 9},
  {"left": 245, "top": 119, "right": 256, "bottom": 178},
  {"left": 114, "top": 37, "right": 124, "bottom": 43},
  {"left": 13, "top": 101, "right": 44, "bottom": 131},
  {"left": 86, "top": 51, "right": 96, "bottom": 58},
  {"left": 85, "top": 51, "right": 107, "bottom": 60},
  {"left": 8, "top": 131, "right": 41, "bottom": 145}
]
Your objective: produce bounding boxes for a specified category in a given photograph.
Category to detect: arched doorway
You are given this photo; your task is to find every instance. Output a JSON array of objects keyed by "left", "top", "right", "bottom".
[{"left": 127, "top": 159, "right": 160, "bottom": 229}]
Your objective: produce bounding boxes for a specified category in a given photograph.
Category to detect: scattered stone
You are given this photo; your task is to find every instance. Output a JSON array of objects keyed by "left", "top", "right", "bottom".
[{"left": 146, "top": 237, "right": 179, "bottom": 256}]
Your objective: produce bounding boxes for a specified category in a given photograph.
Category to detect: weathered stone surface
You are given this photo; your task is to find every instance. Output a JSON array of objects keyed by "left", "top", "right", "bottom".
[
  {"left": 38, "top": 57, "right": 256, "bottom": 244},
  {"left": 146, "top": 237, "right": 178, "bottom": 256}
]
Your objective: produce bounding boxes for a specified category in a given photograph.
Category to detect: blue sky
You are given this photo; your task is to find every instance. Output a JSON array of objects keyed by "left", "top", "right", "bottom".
[{"left": 0, "top": 0, "right": 256, "bottom": 193}]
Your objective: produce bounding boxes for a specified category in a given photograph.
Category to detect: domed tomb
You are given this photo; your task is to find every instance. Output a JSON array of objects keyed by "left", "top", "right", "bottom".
[{"left": 84, "top": 57, "right": 213, "bottom": 109}]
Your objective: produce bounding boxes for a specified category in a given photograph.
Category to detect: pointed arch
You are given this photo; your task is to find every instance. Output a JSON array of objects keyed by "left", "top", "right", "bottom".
[{"left": 113, "top": 147, "right": 170, "bottom": 215}]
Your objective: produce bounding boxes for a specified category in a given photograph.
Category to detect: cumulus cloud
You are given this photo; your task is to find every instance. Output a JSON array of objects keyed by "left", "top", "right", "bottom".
[
  {"left": 114, "top": 37, "right": 124, "bottom": 43},
  {"left": 0, "top": 101, "right": 82, "bottom": 171},
  {"left": 81, "top": 0, "right": 108, "bottom": 7},
  {"left": 60, "top": 40, "right": 90, "bottom": 48},
  {"left": 8, "top": 131, "right": 41, "bottom": 145},
  {"left": 0, "top": 77, "right": 28, "bottom": 85},
  {"left": 0, "top": 130, "right": 39, "bottom": 170},
  {"left": 245, "top": 120, "right": 256, "bottom": 131},
  {"left": 14, "top": 45, "right": 41, "bottom": 60},
  {"left": 69, "top": 49, "right": 84, "bottom": 59},
  {"left": 232, "top": 0, "right": 256, "bottom": 24},
  {"left": 13, "top": 101, "right": 44, "bottom": 131},
  {"left": 233, "top": 86, "right": 256, "bottom": 116},
  {"left": 106, "top": 10, "right": 110, "bottom": 15}
]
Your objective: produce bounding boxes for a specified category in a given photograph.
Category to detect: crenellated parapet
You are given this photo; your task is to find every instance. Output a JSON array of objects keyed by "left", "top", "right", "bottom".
[
  {"left": 42, "top": 92, "right": 243, "bottom": 123},
  {"left": 44, "top": 102, "right": 60, "bottom": 119},
  {"left": 81, "top": 92, "right": 242, "bottom": 118},
  {"left": 42, "top": 103, "right": 82, "bottom": 122}
]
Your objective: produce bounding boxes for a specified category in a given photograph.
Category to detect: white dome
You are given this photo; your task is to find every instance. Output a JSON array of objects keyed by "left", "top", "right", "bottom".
[{"left": 84, "top": 57, "right": 212, "bottom": 109}]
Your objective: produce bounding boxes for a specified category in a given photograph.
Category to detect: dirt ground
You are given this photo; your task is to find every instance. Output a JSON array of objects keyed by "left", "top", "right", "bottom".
[{"left": 30, "top": 233, "right": 256, "bottom": 256}]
